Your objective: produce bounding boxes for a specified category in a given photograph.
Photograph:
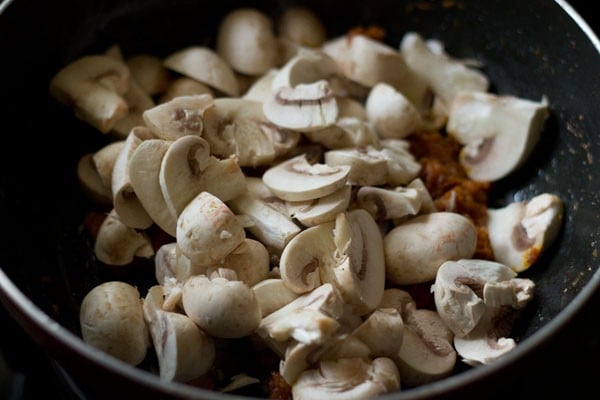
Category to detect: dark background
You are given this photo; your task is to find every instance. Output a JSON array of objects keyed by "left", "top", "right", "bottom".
[{"left": 1, "top": 0, "right": 599, "bottom": 399}]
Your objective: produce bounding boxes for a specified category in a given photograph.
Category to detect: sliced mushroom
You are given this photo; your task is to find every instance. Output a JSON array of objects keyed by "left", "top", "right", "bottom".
[
  {"left": 287, "top": 184, "right": 351, "bottom": 227},
  {"left": 111, "top": 127, "right": 154, "bottom": 229},
  {"left": 432, "top": 259, "right": 535, "bottom": 338},
  {"left": 366, "top": 82, "right": 422, "bottom": 139},
  {"left": 92, "top": 140, "right": 125, "bottom": 192},
  {"left": 292, "top": 357, "right": 400, "bottom": 400},
  {"left": 252, "top": 278, "right": 299, "bottom": 317},
  {"left": 304, "top": 117, "right": 378, "bottom": 150},
  {"left": 400, "top": 31, "right": 489, "bottom": 113},
  {"left": 322, "top": 209, "right": 386, "bottom": 315},
  {"left": 143, "top": 286, "right": 215, "bottom": 382},
  {"left": 202, "top": 98, "right": 300, "bottom": 166},
  {"left": 163, "top": 46, "right": 240, "bottom": 96},
  {"left": 228, "top": 193, "right": 301, "bottom": 252},
  {"left": 357, "top": 186, "right": 422, "bottom": 221},
  {"left": 271, "top": 49, "right": 340, "bottom": 90},
  {"left": 216, "top": 8, "right": 278, "bottom": 75},
  {"left": 49, "top": 55, "right": 130, "bottom": 133},
  {"left": 396, "top": 307, "right": 457, "bottom": 387},
  {"left": 379, "top": 139, "right": 423, "bottom": 186},
  {"left": 263, "top": 154, "right": 350, "bottom": 201},
  {"left": 220, "top": 238, "right": 270, "bottom": 286},
  {"left": 324, "top": 147, "right": 389, "bottom": 186},
  {"left": 182, "top": 275, "right": 261, "bottom": 338},
  {"left": 128, "top": 138, "right": 178, "bottom": 236},
  {"left": 143, "top": 94, "right": 213, "bottom": 141},
  {"left": 77, "top": 153, "right": 113, "bottom": 205},
  {"left": 279, "top": 221, "right": 336, "bottom": 294},
  {"left": 487, "top": 193, "right": 564, "bottom": 272},
  {"left": 384, "top": 212, "right": 477, "bottom": 285},
  {"left": 323, "top": 34, "right": 429, "bottom": 109},
  {"left": 159, "top": 135, "right": 246, "bottom": 218},
  {"left": 176, "top": 191, "right": 246, "bottom": 267},
  {"left": 160, "top": 77, "right": 214, "bottom": 103},
  {"left": 264, "top": 80, "right": 338, "bottom": 131},
  {"left": 94, "top": 209, "right": 154, "bottom": 266},
  {"left": 126, "top": 54, "right": 171, "bottom": 95},
  {"left": 242, "top": 68, "right": 279, "bottom": 102},
  {"left": 277, "top": 6, "right": 326, "bottom": 48},
  {"left": 406, "top": 178, "right": 437, "bottom": 214},
  {"left": 446, "top": 91, "right": 549, "bottom": 182},
  {"left": 104, "top": 44, "right": 124, "bottom": 61},
  {"left": 80, "top": 281, "right": 149, "bottom": 366},
  {"left": 112, "top": 80, "right": 156, "bottom": 138},
  {"left": 352, "top": 308, "right": 404, "bottom": 359},
  {"left": 257, "top": 283, "right": 344, "bottom": 346}
]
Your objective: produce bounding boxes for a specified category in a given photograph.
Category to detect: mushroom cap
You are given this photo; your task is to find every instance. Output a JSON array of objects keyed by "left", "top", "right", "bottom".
[
  {"left": 446, "top": 91, "right": 549, "bottom": 182},
  {"left": 366, "top": 82, "right": 422, "bottom": 139},
  {"left": 262, "top": 154, "right": 350, "bottom": 202},
  {"left": 220, "top": 238, "right": 270, "bottom": 286},
  {"left": 352, "top": 308, "right": 404, "bottom": 358},
  {"left": 182, "top": 275, "right": 261, "bottom": 338},
  {"left": 160, "top": 77, "right": 214, "bottom": 103},
  {"left": 252, "top": 278, "right": 299, "bottom": 317},
  {"left": 287, "top": 185, "right": 351, "bottom": 227},
  {"left": 176, "top": 191, "right": 246, "bottom": 266},
  {"left": 216, "top": 8, "right": 278, "bottom": 75},
  {"left": 126, "top": 54, "right": 171, "bottom": 95},
  {"left": 80, "top": 281, "right": 149, "bottom": 366},
  {"left": 384, "top": 212, "right": 477, "bottom": 285},
  {"left": 163, "top": 46, "right": 240, "bottom": 96},
  {"left": 277, "top": 6, "right": 326, "bottom": 48}
]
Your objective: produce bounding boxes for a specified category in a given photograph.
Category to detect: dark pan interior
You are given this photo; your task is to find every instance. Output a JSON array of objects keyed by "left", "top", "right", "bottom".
[{"left": 0, "top": 0, "right": 599, "bottom": 399}]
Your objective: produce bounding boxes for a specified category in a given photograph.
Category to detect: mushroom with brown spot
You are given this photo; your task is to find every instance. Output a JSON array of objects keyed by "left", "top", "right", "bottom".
[
  {"left": 143, "top": 94, "right": 213, "bottom": 141},
  {"left": 446, "top": 91, "right": 549, "bottom": 182},
  {"left": 487, "top": 193, "right": 564, "bottom": 272}
]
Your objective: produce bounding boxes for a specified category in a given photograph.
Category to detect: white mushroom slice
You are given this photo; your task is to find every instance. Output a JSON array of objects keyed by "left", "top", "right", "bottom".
[
  {"left": 143, "top": 286, "right": 215, "bottom": 382},
  {"left": 279, "top": 221, "right": 336, "bottom": 294},
  {"left": 396, "top": 308, "right": 457, "bottom": 386},
  {"left": 452, "top": 308, "right": 517, "bottom": 366},
  {"left": 182, "top": 275, "right": 261, "bottom": 338},
  {"left": 252, "top": 278, "right": 299, "bottom": 317},
  {"left": 324, "top": 147, "right": 388, "bottom": 186},
  {"left": 80, "top": 281, "right": 149, "bottom": 366},
  {"left": 357, "top": 186, "right": 422, "bottom": 221},
  {"left": 262, "top": 154, "right": 350, "bottom": 201},
  {"left": 228, "top": 194, "right": 301, "bottom": 252},
  {"left": 92, "top": 140, "right": 125, "bottom": 192},
  {"left": 384, "top": 212, "right": 477, "bottom": 285},
  {"left": 257, "top": 283, "right": 344, "bottom": 346},
  {"left": 220, "top": 239, "right": 270, "bottom": 286},
  {"left": 352, "top": 308, "right": 404, "bottom": 358},
  {"left": 160, "top": 77, "right": 214, "bottom": 103},
  {"left": 446, "top": 91, "right": 549, "bottom": 182},
  {"left": 271, "top": 49, "right": 340, "bottom": 90},
  {"left": 378, "top": 288, "right": 416, "bottom": 316},
  {"left": 305, "top": 117, "right": 378, "bottom": 150},
  {"left": 126, "top": 54, "right": 171, "bottom": 96},
  {"left": 242, "top": 68, "right": 279, "bottom": 102},
  {"left": 128, "top": 139, "right": 178, "bottom": 236},
  {"left": 432, "top": 259, "right": 535, "bottom": 338},
  {"left": 277, "top": 7, "right": 326, "bottom": 48},
  {"left": 379, "top": 139, "right": 422, "bottom": 186},
  {"left": 112, "top": 81, "right": 155, "bottom": 138},
  {"left": 216, "top": 8, "right": 278, "bottom": 75},
  {"left": 323, "top": 34, "right": 429, "bottom": 109},
  {"left": 155, "top": 242, "right": 178, "bottom": 285},
  {"left": 366, "top": 82, "right": 422, "bottom": 139},
  {"left": 94, "top": 209, "right": 154, "bottom": 266},
  {"left": 111, "top": 127, "right": 154, "bottom": 229},
  {"left": 322, "top": 209, "right": 386, "bottom": 315},
  {"left": 487, "top": 193, "right": 563, "bottom": 272},
  {"left": 400, "top": 31, "right": 489, "bottom": 113},
  {"left": 104, "top": 44, "right": 124, "bottom": 61},
  {"left": 221, "top": 374, "right": 261, "bottom": 393},
  {"left": 159, "top": 135, "right": 246, "bottom": 218},
  {"left": 264, "top": 80, "right": 338, "bottom": 131},
  {"left": 202, "top": 98, "right": 299, "bottom": 167},
  {"left": 142, "top": 94, "right": 213, "bottom": 141},
  {"left": 163, "top": 46, "right": 240, "bottom": 96},
  {"left": 49, "top": 55, "right": 130, "bottom": 133},
  {"left": 292, "top": 357, "right": 400, "bottom": 400},
  {"left": 77, "top": 153, "right": 112, "bottom": 205},
  {"left": 407, "top": 178, "right": 437, "bottom": 214},
  {"left": 287, "top": 185, "right": 351, "bottom": 227},
  {"left": 177, "top": 192, "right": 246, "bottom": 267}
]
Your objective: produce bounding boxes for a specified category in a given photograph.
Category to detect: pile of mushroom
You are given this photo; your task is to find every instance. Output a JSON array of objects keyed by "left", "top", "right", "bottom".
[{"left": 52, "top": 5, "right": 565, "bottom": 399}]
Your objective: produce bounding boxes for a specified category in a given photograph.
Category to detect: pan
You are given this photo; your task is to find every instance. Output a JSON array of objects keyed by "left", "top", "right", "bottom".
[{"left": 0, "top": 0, "right": 599, "bottom": 399}]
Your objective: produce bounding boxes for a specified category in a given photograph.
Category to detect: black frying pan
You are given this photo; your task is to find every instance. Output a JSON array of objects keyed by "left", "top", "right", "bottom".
[{"left": 0, "top": 0, "right": 599, "bottom": 399}]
